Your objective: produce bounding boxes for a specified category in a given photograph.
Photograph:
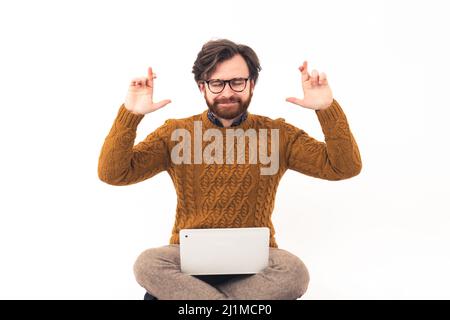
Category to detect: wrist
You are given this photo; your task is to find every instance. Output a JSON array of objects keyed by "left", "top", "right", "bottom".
[
  {"left": 315, "top": 99, "right": 333, "bottom": 111},
  {"left": 124, "top": 103, "right": 145, "bottom": 116},
  {"left": 117, "top": 104, "right": 145, "bottom": 128}
]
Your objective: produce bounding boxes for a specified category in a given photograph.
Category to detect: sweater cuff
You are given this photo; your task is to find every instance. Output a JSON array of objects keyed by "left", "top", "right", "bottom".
[
  {"left": 315, "top": 99, "right": 347, "bottom": 127},
  {"left": 116, "top": 104, "right": 145, "bottom": 129}
]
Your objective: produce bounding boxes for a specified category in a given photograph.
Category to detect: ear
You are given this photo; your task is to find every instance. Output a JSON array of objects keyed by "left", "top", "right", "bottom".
[{"left": 198, "top": 81, "right": 205, "bottom": 94}]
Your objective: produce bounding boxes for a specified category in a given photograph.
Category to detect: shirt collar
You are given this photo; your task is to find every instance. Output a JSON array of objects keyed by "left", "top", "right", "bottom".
[{"left": 207, "top": 110, "right": 248, "bottom": 127}]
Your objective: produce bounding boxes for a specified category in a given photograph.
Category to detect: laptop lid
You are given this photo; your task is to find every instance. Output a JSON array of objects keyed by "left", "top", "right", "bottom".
[{"left": 179, "top": 227, "right": 270, "bottom": 275}]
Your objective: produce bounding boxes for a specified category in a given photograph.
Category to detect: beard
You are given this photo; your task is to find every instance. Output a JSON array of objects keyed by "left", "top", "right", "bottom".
[{"left": 205, "top": 91, "right": 253, "bottom": 120}]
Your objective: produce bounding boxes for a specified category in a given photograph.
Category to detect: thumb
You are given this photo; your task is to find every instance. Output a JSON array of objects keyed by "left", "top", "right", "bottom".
[
  {"left": 153, "top": 99, "right": 172, "bottom": 110},
  {"left": 285, "top": 97, "right": 306, "bottom": 106}
]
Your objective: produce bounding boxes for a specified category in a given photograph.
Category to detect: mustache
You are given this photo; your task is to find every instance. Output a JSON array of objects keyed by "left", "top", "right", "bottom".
[{"left": 215, "top": 97, "right": 241, "bottom": 104}]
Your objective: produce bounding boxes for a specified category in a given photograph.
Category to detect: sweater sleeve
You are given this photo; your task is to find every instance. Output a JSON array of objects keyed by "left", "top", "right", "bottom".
[
  {"left": 284, "top": 99, "right": 362, "bottom": 180},
  {"left": 98, "top": 104, "right": 172, "bottom": 186}
]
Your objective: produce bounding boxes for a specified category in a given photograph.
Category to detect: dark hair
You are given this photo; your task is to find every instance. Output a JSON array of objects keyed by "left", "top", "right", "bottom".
[{"left": 192, "top": 39, "right": 262, "bottom": 86}]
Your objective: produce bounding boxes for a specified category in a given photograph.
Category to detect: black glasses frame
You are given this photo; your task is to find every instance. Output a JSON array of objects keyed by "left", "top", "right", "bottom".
[{"left": 202, "top": 77, "right": 250, "bottom": 94}]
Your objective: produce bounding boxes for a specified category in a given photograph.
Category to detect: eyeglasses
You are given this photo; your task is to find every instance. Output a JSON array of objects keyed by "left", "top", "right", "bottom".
[{"left": 202, "top": 77, "right": 250, "bottom": 94}]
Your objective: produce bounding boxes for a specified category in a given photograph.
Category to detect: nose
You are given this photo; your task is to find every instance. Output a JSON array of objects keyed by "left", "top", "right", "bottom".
[{"left": 220, "top": 82, "right": 235, "bottom": 97}]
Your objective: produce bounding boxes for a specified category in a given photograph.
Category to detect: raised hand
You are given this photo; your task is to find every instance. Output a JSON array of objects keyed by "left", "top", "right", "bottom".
[
  {"left": 124, "top": 67, "right": 172, "bottom": 115},
  {"left": 286, "top": 61, "right": 333, "bottom": 110}
]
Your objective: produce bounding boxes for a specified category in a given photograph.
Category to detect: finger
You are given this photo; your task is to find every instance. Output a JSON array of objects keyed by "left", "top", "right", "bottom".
[
  {"left": 148, "top": 67, "right": 153, "bottom": 79},
  {"left": 299, "top": 60, "right": 307, "bottom": 73},
  {"left": 285, "top": 97, "right": 305, "bottom": 106},
  {"left": 138, "top": 77, "right": 149, "bottom": 87},
  {"left": 145, "top": 78, "right": 154, "bottom": 87},
  {"left": 318, "top": 72, "right": 327, "bottom": 85},
  {"left": 138, "top": 76, "right": 149, "bottom": 88},
  {"left": 311, "top": 69, "right": 319, "bottom": 86},
  {"left": 147, "top": 67, "right": 155, "bottom": 88},
  {"left": 153, "top": 99, "right": 172, "bottom": 110},
  {"left": 145, "top": 74, "right": 157, "bottom": 87},
  {"left": 286, "top": 97, "right": 316, "bottom": 110},
  {"left": 130, "top": 77, "right": 141, "bottom": 86},
  {"left": 299, "top": 61, "right": 310, "bottom": 82}
]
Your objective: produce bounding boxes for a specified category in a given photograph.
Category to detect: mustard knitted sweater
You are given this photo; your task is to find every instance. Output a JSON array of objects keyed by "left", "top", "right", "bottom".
[{"left": 98, "top": 99, "right": 362, "bottom": 247}]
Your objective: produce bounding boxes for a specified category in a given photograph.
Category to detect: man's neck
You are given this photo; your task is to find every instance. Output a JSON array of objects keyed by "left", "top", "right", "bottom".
[
  {"left": 208, "top": 110, "right": 247, "bottom": 128},
  {"left": 218, "top": 117, "right": 235, "bottom": 128}
]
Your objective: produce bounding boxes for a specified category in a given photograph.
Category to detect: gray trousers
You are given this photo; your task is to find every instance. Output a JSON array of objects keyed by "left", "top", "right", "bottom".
[{"left": 133, "top": 244, "right": 310, "bottom": 300}]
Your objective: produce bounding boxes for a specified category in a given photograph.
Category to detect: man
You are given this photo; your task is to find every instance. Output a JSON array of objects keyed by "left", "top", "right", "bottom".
[{"left": 98, "top": 39, "right": 362, "bottom": 300}]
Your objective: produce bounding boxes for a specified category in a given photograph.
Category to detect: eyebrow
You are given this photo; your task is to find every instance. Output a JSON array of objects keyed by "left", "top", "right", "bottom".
[{"left": 209, "top": 76, "right": 249, "bottom": 80}]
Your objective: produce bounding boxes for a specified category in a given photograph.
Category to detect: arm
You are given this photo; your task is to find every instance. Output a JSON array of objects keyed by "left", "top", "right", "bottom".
[
  {"left": 284, "top": 99, "right": 362, "bottom": 180},
  {"left": 284, "top": 61, "right": 362, "bottom": 180},
  {"left": 98, "top": 104, "right": 172, "bottom": 186},
  {"left": 98, "top": 67, "right": 172, "bottom": 185}
]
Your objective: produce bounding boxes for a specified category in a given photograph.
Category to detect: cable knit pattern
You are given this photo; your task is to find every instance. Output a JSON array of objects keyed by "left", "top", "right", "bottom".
[{"left": 98, "top": 100, "right": 362, "bottom": 247}]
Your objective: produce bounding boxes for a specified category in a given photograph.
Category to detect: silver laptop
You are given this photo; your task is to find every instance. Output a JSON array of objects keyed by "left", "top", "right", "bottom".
[{"left": 179, "top": 227, "right": 270, "bottom": 275}]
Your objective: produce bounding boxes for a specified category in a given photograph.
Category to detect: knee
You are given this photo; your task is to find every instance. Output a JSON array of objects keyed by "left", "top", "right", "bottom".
[
  {"left": 290, "top": 258, "right": 310, "bottom": 298},
  {"left": 133, "top": 245, "right": 179, "bottom": 285},
  {"left": 133, "top": 247, "right": 166, "bottom": 285},
  {"left": 297, "top": 260, "right": 309, "bottom": 298},
  {"left": 278, "top": 253, "right": 310, "bottom": 299},
  {"left": 133, "top": 248, "right": 155, "bottom": 285}
]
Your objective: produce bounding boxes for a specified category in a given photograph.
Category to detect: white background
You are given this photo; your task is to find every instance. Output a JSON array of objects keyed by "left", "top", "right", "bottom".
[{"left": 1, "top": 0, "right": 449, "bottom": 299}]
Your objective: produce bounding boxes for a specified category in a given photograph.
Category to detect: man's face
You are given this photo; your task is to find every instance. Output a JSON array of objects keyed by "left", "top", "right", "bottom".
[{"left": 199, "top": 54, "right": 255, "bottom": 120}]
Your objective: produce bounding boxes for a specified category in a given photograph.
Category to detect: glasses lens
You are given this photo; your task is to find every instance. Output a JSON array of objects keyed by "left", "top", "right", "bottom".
[
  {"left": 208, "top": 80, "right": 224, "bottom": 93},
  {"left": 230, "top": 78, "right": 247, "bottom": 92}
]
